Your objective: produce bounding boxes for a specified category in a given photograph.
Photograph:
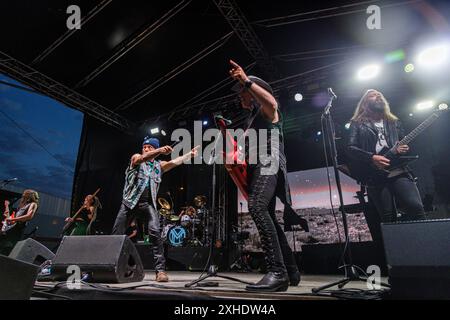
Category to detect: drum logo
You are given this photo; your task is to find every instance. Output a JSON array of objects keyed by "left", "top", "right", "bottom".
[{"left": 169, "top": 226, "right": 186, "bottom": 246}]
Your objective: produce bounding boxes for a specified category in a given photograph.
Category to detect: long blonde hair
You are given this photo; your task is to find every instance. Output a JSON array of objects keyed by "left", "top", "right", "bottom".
[
  {"left": 19, "top": 189, "right": 39, "bottom": 209},
  {"left": 351, "top": 89, "right": 398, "bottom": 123}
]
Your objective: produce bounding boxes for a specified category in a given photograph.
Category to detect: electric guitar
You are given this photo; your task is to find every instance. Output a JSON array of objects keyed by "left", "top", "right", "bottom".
[
  {"left": 216, "top": 119, "right": 248, "bottom": 199},
  {"left": 349, "top": 104, "right": 448, "bottom": 183},
  {"left": 1, "top": 200, "right": 16, "bottom": 234},
  {"left": 62, "top": 188, "right": 100, "bottom": 235}
]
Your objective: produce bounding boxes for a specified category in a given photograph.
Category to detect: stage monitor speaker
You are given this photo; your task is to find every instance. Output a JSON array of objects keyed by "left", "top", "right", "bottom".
[
  {"left": 381, "top": 218, "right": 450, "bottom": 299},
  {"left": 9, "top": 238, "right": 55, "bottom": 265},
  {"left": 51, "top": 235, "right": 144, "bottom": 283},
  {"left": 0, "top": 254, "right": 40, "bottom": 300}
]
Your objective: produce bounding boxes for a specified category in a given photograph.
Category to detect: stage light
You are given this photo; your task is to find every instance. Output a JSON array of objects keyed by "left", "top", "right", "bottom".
[
  {"left": 417, "top": 44, "right": 449, "bottom": 69},
  {"left": 316, "top": 131, "right": 322, "bottom": 136},
  {"left": 161, "top": 129, "right": 167, "bottom": 136},
  {"left": 294, "top": 93, "right": 303, "bottom": 102},
  {"left": 404, "top": 63, "right": 415, "bottom": 73},
  {"left": 203, "top": 120, "right": 208, "bottom": 126},
  {"left": 438, "top": 103, "right": 448, "bottom": 111},
  {"left": 416, "top": 101, "right": 434, "bottom": 111},
  {"left": 357, "top": 64, "right": 381, "bottom": 80},
  {"left": 344, "top": 122, "right": 351, "bottom": 130},
  {"left": 409, "top": 113, "right": 414, "bottom": 117},
  {"left": 384, "top": 49, "right": 405, "bottom": 63},
  {"left": 150, "top": 127, "right": 159, "bottom": 134}
]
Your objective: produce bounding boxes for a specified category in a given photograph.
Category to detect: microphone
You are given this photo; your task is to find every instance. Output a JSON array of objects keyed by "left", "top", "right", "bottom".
[
  {"left": 327, "top": 88, "right": 337, "bottom": 99},
  {"left": 214, "top": 115, "right": 232, "bottom": 125},
  {"left": 2, "top": 178, "right": 18, "bottom": 183}
]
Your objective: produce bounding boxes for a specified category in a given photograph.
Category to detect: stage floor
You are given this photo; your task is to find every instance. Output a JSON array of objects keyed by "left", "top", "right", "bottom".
[{"left": 36, "top": 271, "right": 389, "bottom": 300}]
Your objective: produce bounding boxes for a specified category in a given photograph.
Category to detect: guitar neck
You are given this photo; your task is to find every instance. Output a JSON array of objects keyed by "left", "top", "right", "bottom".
[{"left": 398, "top": 113, "right": 440, "bottom": 146}]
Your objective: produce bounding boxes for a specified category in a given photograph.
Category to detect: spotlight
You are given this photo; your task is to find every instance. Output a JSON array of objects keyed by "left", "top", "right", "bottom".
[
  {"left": 203, "top": 120, "right": 208, "bottom": 126},
  {"left": 417, "top": 44, "right": 449, "bottom": 69},
  {"left": 404, "top": 63, "right": 415, "bottom": 73},
  {"left": 357, "top": 64, "right": 381, "bottom": 80},
  {"left": 438, "top": 103, "right": 448, "bottom": 111},
  {"left": 150, "top": 127, "right": 159, "bottom": 135},
  {"left": 316, "top": 131, "right": 322, "bottom": 136},
  {"left": 409, "top": 113, "right": 414, "bottom": 117},
  {"left": 294, "top": 93, "right": 303, "bottom": 102},
  {"left": 344, "top": 122, "right": 351, "bottom": 130},
  {"left": 416, "top": 101, "right": 434, "bottom": 111}
]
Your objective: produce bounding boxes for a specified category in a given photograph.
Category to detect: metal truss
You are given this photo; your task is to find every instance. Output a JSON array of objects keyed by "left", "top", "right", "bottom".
[
  {"left": 32, "top": 0, "right": 113, "bottom": 65},
  {"left": 213, "top": 0, "right": 280, "bottom": 80},
  {"left": 75, "top": 0, "right": 191, "bottom": 89},
  {"left": 0, "top": 51, "right": 134, "bottom": 134}
]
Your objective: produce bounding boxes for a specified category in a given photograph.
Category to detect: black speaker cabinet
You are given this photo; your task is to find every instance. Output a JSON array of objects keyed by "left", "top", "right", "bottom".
[
  {"left": 51, "top": 235, "right": 144, "bottom": 283},
  {"left": 9, "top": 238, "right": 55, "bottom": 265},
  {"left": 381, "top": 218, "right": 450, "bottom": 299},
  {"left": 0, "top": 255, "right": 40, "bottom": 300}
]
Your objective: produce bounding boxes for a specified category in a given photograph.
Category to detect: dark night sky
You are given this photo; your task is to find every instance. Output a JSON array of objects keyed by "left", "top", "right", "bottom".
[{"left": 0, "top": 74, "right": 83, "bottom": 199}]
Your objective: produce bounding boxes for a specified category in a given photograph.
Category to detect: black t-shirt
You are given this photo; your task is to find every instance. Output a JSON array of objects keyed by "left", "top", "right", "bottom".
[{"left": 138, "top": 186, "right": 150, "bottom": 204}]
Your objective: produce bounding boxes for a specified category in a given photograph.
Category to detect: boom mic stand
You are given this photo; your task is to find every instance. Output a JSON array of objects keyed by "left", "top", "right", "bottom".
[
  {"left": 185, "top": 120, "right": 252, "bottom": 287},
  {"left": 312, "top": 88, "right": 389, "bottom": 293}
]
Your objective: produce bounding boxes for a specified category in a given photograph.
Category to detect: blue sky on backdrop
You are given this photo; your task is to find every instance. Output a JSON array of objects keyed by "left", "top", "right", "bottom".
[{"left": 0, "top": 74, "right": 83, "bottom": 199}]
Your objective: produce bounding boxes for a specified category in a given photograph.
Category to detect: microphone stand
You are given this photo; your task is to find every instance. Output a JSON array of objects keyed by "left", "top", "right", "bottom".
[
  {"left": 312, "top": 88, "right": 389, "bottom": 293},
  {"left": 185, "top": 120, "right": 252, "bottom": 287}
]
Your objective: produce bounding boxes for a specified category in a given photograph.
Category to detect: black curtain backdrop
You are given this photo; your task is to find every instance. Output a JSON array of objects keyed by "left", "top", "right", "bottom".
[
  {"left": 71, "top": 116, "right": 239, "bottom": 239},
  {"left": 71, "top": 116, "right": 136, "bottom": 233}
]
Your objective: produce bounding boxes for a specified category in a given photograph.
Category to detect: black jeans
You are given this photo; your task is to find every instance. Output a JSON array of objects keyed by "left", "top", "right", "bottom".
[
  {"left": 367, "top": 174, "right": 426, "bottom": 223},
  {"left": 112, "top": 201, "right": 166, "bottom": 272},
  {"left": 247, "top": 165, "right": 297, "bottom": 275}
]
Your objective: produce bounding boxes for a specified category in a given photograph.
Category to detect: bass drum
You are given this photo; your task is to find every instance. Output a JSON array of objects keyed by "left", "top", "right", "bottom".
[{"left": 167, "top": 226, "right": 188, "bottom": 247}]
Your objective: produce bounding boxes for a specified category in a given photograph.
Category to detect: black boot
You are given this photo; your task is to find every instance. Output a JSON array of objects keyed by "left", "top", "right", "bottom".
[
  {"left": 246, "top": 272, "right": 289, "bottom": 292},
  {"left": 286, "top": 265, "right": 301, "bottom": 286}
]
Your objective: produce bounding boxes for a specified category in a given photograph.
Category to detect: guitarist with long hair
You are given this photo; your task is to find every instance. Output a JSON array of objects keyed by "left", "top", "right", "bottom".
[
  {"left": 64, "top": 194, "right": 101, "bottom": 236},
  {"left": 0, "top": 189, "right": 39, "bottom": 255},
  {"left": 347, "top": 89, "right": 425, "bottom": 223}
]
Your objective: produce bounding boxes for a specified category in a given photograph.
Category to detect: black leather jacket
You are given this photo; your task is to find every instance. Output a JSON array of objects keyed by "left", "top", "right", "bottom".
[
  {"left": 346, "top": 119, "right": 406, "bottom": 184},
  {"left": 347, "top": 119, "right": 404, "bottom": 163}
]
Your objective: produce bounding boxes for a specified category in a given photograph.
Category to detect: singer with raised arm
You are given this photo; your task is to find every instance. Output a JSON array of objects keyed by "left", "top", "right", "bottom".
[
  {"left": 347, "top": 89, "right": 425, "bottom": 222},
  {"left": 229, "top": 60, "right": 300, "bottom": 292},
  {"left": 111, "top": 136, "right": 199, "bottom": 282},
  {"left": 0, "top": 189, "right": 39, "bottom": 255}
]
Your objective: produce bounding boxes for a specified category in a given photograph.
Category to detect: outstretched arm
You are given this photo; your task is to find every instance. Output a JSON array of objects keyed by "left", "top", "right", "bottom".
[
  {"left": 131, "top": 146, "right": 173, "bottom": 167},
  {"left": 229, "top": 59, "right": 278, "bottom": 122},
  {"left": 161, "top": 146, "right": 200, "bottom": 173}
]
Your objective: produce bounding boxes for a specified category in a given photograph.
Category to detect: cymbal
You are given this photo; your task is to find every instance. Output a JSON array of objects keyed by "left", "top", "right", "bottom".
[
  {"left": 194, "top": 195, "right": 207, "bottom": 207},
  {"left": 168, "top": 215, "right": 180, "bottom": 222},
  {"left": 158, "top": 197, "right": 171, "bottom": 210},
  {"left": 158, "top": 208, "right": 170, "bottom": 216}
]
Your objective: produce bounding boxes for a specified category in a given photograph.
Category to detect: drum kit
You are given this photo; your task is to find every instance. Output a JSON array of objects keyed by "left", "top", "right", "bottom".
[{"left": 158, "top": 195, "right": 209, "bottom": 247}]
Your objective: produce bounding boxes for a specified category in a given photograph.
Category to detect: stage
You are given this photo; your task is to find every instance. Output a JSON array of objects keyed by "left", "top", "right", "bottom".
[{"left": 33, "top": 271, "right": 389, "bottom": 300}]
